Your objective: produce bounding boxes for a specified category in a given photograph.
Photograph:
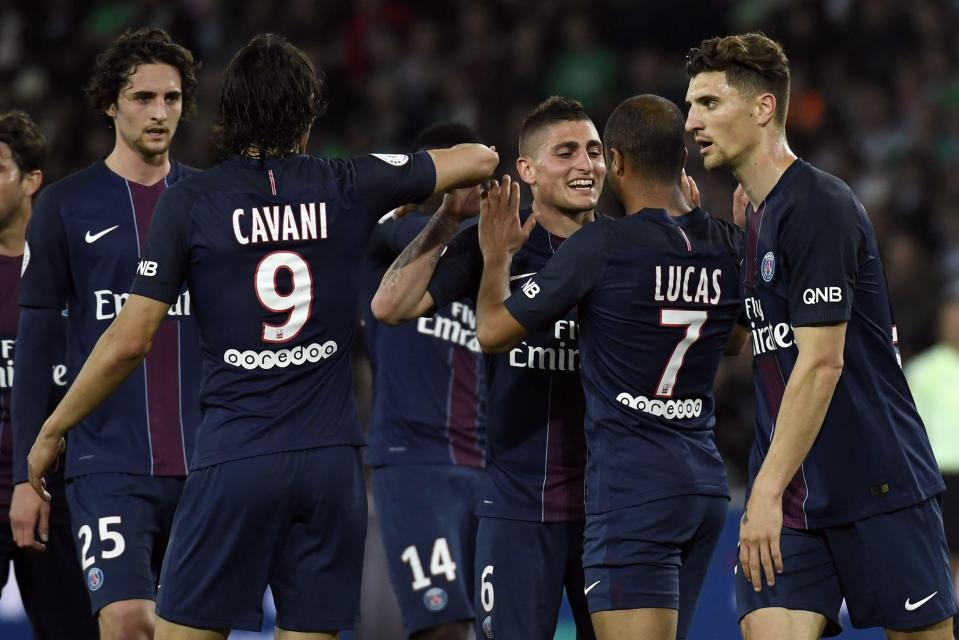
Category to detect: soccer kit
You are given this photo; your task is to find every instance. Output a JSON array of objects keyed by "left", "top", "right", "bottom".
[
  {"left": 428, "top": 209, "right": 594, "bottom": 640},
  {"left": 363, "top": 212, "right": 487, "bottom": 635},
  {"left": 736, "top": 160, "right": 956, "bottom": 633},
  {"left": 0, "top": 254, "right": 98, "bottom": 639},
  {"left": 502, "top": 208, "right": 742, "bottom": 640},
  {"left": 18, "top": 160, "right": 202, "bottom": 612},
  {"left": 130, "top": 152, "right": 437, "bottom": 632}
]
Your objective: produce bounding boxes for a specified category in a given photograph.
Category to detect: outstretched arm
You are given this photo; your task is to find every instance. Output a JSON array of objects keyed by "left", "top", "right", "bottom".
[{"left": 28, "top": 295, "right": 171, "bottom": 499}]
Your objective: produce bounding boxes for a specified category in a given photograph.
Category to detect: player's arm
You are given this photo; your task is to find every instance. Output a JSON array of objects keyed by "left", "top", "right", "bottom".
[
  {"left": 29, "top": 297, "right": 170, "bottom": 499},
  {"left": 372, "top": 187, "right": 481, "bottom": 324},
  {"left": 427, "top": 144, "right": 498, "bottom": 192},
  {"left": 10, "top": 189, "right": 70, "bottom": 548},
  {"left": 739, "top": 192, "right": 861, "bottom": 593}
]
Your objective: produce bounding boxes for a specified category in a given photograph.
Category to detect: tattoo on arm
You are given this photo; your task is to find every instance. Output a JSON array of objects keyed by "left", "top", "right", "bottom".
[{"left": 380, "top": 214, "right": 460, "bottom": 292}]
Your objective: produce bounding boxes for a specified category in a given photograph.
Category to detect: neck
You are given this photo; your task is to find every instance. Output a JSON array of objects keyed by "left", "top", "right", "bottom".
[
  {"left": 0, "top": 202, "right": 30, "bottom": 257},
  {"left": 733, "top": 133, "right": 797, "bottom": 209},
  {"left": 531, "top": 199, "right": 595, "bottom": 238},
  {"left": 619, "top": 181, "right": 691, "bottom": 218},
  {"left": 104, "top": 139, "right": 170, "bottom": 186}
]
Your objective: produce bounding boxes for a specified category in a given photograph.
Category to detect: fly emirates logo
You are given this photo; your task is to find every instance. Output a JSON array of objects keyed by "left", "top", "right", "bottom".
[
  {"left": 744, "top": 296, "right": 794, "bottom": 356},
  {"left": 509, "top": 319, "right": 579, "bottom": 371},
  {"left": 417, "top": 302, "right": 480, "bottom": 352},
  {"left": 95, "top": 289, "right": 192, "bottom": 320},
  {"left": 0, "top": 339, "right": 67, "bottom": 389}
]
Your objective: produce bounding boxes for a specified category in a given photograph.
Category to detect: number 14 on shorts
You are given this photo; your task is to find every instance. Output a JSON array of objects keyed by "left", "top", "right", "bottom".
[{"left": 401, "top": 537, "right": 457, "bottom": 590}]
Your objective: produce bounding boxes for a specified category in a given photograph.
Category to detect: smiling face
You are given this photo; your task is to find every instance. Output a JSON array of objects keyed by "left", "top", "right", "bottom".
[
  {"left": 107, "top": 63, "right": 183, "bottom": 160},
  {"left": 685, "top": 70, "right": 763, "bottom": 172},
  {"left": 518, "top": 119, "right": 606, "bottom": 214}
]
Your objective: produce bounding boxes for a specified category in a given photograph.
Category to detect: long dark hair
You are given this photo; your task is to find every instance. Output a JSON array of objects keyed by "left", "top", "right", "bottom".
[{"left": 215, "top": 34, "right": 326, "bottom": 158}]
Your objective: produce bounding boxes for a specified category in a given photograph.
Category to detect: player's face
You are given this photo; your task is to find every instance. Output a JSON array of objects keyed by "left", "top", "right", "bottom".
[
  {"left": 685, "top": 71, "right": 759, "bottom": 171},
  {"left": 108, "top": 63, "right": 183, "bottom": 160},
  {"left": 0, "top": 143, "right": 30, "bottom": 222},
  {"left": 524, "top": 119, "right": 606, "bottom": 214}
]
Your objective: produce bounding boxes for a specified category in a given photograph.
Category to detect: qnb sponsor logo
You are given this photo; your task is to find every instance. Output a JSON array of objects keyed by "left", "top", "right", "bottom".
[
  {"left": 223, "top": 340, "right": 338, "bottom": 370},
  {"left": 616, "top": 392, "right": 704, "bottom": 419},
  {"left": 416, "top": 302, "right": 480, "bottom": 352},
  {"left": 508, "top": 320, "right": 579, "bottom": 371},
  {"left": 136, "top": 260, "right": 157, "bottom": 277},
  {"left": 802, "top": 286, "right": 843, "bottom": 305},
  {"left": 0, "top": 339, "right": 67, "bottom": 389},
  {"left": 521, "top": 279, "right": 540, "bottom": 299},
  {"left": 95, "top": 289, "right": 191, "bottom": 320}
]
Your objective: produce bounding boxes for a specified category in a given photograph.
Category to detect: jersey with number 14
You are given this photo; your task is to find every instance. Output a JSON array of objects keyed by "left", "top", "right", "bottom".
[{"left": 131, "top": 153, "right": 436, "bottom": 469}]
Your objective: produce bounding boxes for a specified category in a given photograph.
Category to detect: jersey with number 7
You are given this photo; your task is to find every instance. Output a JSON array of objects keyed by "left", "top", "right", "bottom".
[
  {"left": 503, "top": 208, "right": 743, "bottom": 514},
  {"left": 130, "top": 152, "right": 436, "bottom": 470}
]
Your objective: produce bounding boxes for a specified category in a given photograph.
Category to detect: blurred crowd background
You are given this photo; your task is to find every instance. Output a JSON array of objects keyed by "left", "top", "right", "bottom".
[{"left": 2, "top": 0, "right": 959, "bottom": 517}]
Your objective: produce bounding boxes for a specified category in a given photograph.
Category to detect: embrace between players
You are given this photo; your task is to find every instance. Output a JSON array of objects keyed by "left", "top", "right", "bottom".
[{"left": 3, "top": 25, "right": 954, "bottom": 640}]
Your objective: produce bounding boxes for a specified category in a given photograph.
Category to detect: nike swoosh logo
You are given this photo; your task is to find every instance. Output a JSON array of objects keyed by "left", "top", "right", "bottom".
[
  {"left": 584, "top": 580, "right": 600, "bottom": 596},
  {"left": 510, "top": 272, "right": 537, "bottom": 282},
  {"left": 85, "top": 225, "right": 119, "bottom": 243},
  {"left": 904, "top": 591, "right": 938, "bottom": 611}
]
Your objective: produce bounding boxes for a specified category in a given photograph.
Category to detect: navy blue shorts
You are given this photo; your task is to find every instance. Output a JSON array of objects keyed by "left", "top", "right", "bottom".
[
  {"left": 583, "top": 494, "right": 728, "bottom": 640},
  {"left": 156, "top": 446, "right": 367, "bottom": 633},
  {"left": 0, "top": 510, "right": 98, "bottom": 639},
  {"left": 736, "top": 497, "right": 958, "bottom": 635},
  {"left": 66, "top": 472, "right": 183, "bottom": 613},
  {"left": 372, "top": 464, "right": 485, "bottom": 636},
  {"left": 474, "top": 517, "right": 595, "bottom": 640}
]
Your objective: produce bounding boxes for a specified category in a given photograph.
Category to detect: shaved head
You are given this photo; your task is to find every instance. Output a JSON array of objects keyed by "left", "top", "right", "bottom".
[{"left": 604, "top": 94, "right": 685, "bottom": 184}]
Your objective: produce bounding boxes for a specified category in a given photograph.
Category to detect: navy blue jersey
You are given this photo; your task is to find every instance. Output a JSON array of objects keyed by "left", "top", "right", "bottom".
[
  {"left": 429, "top": 208, "right": 587, "bottom": 523},
  {"left": 362, "top": 212, "right": 486, "bottom": 468},
  {"left": 19, "top": 161, "right": 202, "bottom": 478},
  {"left": 742, "top": 160, "right": 943, "bottom": 529},
  {"left": 130, "top": 152, "right": 436, "bottom": 469},
  {"left": 505, "top": 209, "right": 741, "bottom": 514}
]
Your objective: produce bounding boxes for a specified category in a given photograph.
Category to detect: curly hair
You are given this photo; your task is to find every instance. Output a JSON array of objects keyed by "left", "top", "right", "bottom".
[
  {"left": 0, "top": 110, "right": 45, "bottom": 174},
  {"left": 518, "top": 96, "right": 592, "bottom": 157},
  {"left": 85, "top": 28, "right": 199, "bottom": 126},
  {"left": 215, "top": 34, "right": 326, "bottom": 158},
  {"left": 686, "top": 33, "right": 790, "bottom": 124}
]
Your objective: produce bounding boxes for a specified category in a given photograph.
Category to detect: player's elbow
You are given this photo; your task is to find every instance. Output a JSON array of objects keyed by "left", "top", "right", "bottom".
[
  {"left": 476, "top": 325, "right": 512, "bottom": 353},
  {"left": 109, "top": 328, "right": 153, "bottom": 364},
  {"left": 371, "top": 291, "right": 406, "bottom": 326}
]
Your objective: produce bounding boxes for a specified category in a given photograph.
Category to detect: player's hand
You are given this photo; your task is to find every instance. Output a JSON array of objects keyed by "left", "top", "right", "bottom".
[
  {"left": 10, "top": 482, "right": 50, "bottom": 551},
  {"left": 389, "top": 203, "right": 419, "bottom": 220},
  {"left": 732, "top": 184, "right": 749, "bottom": 229},
  {"left": 681, "top": 170, "right": 701, "bottom": 209},
  {"left": 478, "top": 175, "right": 536, "bottom": 259},
  {"left": 27, "top": 429, "right": 65, "bottom": 502},
  {"left": 738, "top": 490, "right": 784, "bottom": 592},
  {"left": 437, "top": 185, "right": 483, "bottom": 222}
]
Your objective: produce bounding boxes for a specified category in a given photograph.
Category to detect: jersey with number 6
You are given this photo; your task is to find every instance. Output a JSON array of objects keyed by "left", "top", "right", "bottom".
[
  {"left": 130, "top": 153, "right": 436, "bottom": 469},
  {"left": 504, "top": 208, "right": 742, "bottom": 514}
]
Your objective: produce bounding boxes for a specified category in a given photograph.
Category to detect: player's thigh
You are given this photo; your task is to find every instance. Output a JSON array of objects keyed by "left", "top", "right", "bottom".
[
  {"left": 884, "top": 617, "right": 956, "bottom": 640},
  {"left": 270, "top": 446, "right": 368, "bottom": 634},
  {"left": 560, "top": 521, "right": 596, "bottom": 639},
  {"left": 474, "top": 517, "right": 568, "bottom": 640},
  {"left": 583, "top": 495, "right": 727, "bottom": 640},
  {"left": 154, "top": 617, "right": 228, "bottom": 640},
  {"left": 13, "top": 517, "right": 99, "bottom": 640},
  {"left": 828, "top": 497, "right": 957, "bottom": 632},
  {"left": 676, "top": 496, "right": 728, "bottom": 639},
  {"left": 156, "top": 455, "right": 299, "bottom": 633},
  {"left": 735, "top": 527, "right": 841, "bottom": 637},
  {"left": 372, "top": 464, "right": 482, "bottom": 635},
  {"left": 591, "top": 608, "right": 677, "bottom": 640},
  {"left": 740, "top": 607, "right": 829, "bottom": 640},
  {"left": 66, "top": 473, "right": 182, "bottom": 614}
]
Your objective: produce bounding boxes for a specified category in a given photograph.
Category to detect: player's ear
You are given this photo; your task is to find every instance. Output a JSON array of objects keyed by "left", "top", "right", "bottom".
[
  {"left": 106, "top": 102, "right": 118, "bottom": 119},
  {"left": 21, "top": 170, "right": 42, "bottom": 198},
  {"left": 755, "top": 92, "right": 776, "bottom": 127},
  {"left": 516, "top": 156, "right": 535, "bottom": 186},
  {"left": 609, "top": 148, "right": 626, "bottom": 177}
]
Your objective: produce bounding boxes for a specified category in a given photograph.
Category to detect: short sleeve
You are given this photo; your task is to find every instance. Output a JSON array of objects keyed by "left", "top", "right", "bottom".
[
  {"left": 349, "top": 152, "right": 436, "bottom": 217},
  {"left": 505, "top": 222, "right": 607, "bottom": 334},
  {"left": 427, "top": 224, "right": 483, "bottom": 308},
  {"left": 129, "top": 187, "right": 191, "bottom": 304},
  {"left": 19, "top": 189, "right": 70, "bottom": 309},
  {"left": 780, "top": 192, "right": 861, "bottom": 327}
]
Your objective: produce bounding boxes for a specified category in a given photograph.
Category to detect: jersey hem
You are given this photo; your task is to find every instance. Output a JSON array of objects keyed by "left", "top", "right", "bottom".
[
  {"left": 587, "top": 483, "right": 730, "bottom": 515},
  {"left": 782, "top": 481, "right": 945, "bottom": 530},
  {"left": 189, "top": 439, "right": 365, "bottom": 470}
]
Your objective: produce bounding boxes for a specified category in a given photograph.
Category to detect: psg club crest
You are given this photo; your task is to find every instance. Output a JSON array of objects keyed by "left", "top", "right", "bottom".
[
  {"left": 761, "top": 251, "right": 776, "bottom": 282},
  {"left": 423, "top": 587, "right": 448, "bottom": 611},
  {"left": 482, "top": 615, "right": 494, "bottom": 638},
  {"left": 87, "top": 567, "right": 104, "bottom": 591}
]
